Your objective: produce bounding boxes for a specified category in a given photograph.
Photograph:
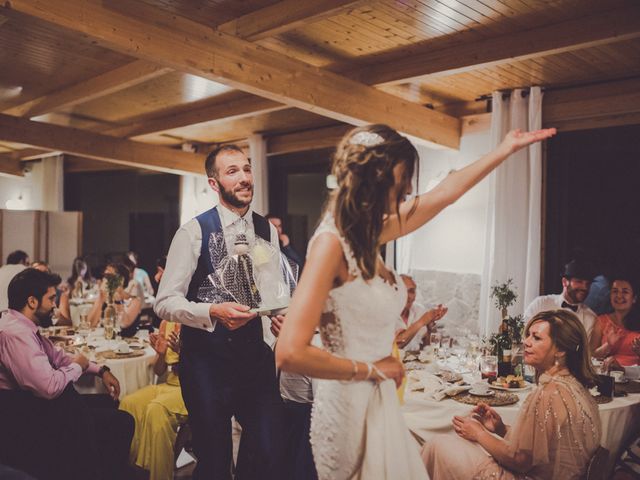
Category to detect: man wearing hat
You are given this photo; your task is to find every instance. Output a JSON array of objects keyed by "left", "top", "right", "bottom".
[{"left": 524, "top": 259, "right": 597, "bottom": 336}]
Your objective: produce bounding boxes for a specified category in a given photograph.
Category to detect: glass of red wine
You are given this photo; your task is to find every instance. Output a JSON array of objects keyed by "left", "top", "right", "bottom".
[{"left": 480, "top": 355, "right": 498, "bottom": 382}]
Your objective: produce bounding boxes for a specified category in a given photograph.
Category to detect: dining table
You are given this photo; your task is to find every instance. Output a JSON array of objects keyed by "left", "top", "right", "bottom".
[
  {"left": 47, "top": 326, "right": 157, "bottom": 398},
  {"left": 401, "top": 355, "right": 640, "bottom": 475}
]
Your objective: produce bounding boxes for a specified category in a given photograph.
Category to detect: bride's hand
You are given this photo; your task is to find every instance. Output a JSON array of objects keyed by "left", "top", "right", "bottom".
[
  {"left": 372, "top": 356, "right": 405, "bottom": 388},
  {"left": 497, "top": 128, "right": 556, "bottom": 156}
]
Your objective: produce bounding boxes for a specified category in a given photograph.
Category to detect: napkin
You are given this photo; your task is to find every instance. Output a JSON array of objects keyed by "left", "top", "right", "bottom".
[
  {"left": 407, "top": 371, "right": 470, "bottom": 401},
  {"left": 433, "top": 384, "right": 471, "bottom": 401}
]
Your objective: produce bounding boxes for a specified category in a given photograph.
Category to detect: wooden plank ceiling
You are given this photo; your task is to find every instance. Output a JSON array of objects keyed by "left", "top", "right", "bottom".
[{"left": 0, "top": 0, "right": 638, "bottom": 173}]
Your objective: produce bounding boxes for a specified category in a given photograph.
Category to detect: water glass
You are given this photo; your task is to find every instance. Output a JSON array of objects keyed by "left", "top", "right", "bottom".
[
  {"left": 429, "top": 332, "right": 441, "bottom": 357},
  {"left": 103, "top": 317, "right": 115, "bottom": 340},
  {"left": 451, "top": 338, "right": 467, "bottom": 363},
  {"left": 440, "top": 333, "right": 451, "bottom": 359},
  {"left": 79, "top": 312, "right": 90, "bottom": 331},
  {"left": 480, "top": 355, "right": 498, "bottom": 382}
]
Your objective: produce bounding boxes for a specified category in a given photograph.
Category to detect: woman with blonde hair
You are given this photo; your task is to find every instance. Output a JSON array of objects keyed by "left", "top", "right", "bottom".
[
  {"left": 275, "top": 123, "right": 555, "bottom": 479},
  {"left": 423, "top": 310, "right": 602, "bottom": 479}
]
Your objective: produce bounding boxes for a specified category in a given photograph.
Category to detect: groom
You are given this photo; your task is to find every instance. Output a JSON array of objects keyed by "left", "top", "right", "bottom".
[{"left": 155, "top": 144, "right": 285, "bottom": 479}]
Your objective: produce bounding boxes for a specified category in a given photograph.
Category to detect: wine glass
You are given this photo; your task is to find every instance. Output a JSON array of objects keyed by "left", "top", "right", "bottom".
[{"left": 451, "top": 338, "right": 467, "bottom": 365}]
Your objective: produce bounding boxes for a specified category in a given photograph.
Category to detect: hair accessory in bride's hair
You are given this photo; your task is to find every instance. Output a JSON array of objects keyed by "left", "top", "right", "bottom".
[{"left": 348, "top": 131, "right": 385, "bottom": 147}]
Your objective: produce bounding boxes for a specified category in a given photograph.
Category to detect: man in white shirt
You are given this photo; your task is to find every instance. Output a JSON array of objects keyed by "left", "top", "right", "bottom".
[
  {"left": 524, "top": 259, "right": 597, "bottom": 337},
  {"left": 0, "top": 250, "right": 30, "bottom": 312},
  {"left": 155, "top": 144, "right": 285, "bottom": 480}
]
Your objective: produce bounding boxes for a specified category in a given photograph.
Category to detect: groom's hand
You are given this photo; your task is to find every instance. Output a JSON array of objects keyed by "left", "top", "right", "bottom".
[
  {"left": 210, "top": 302, "right": 257, "bottom": 330},
  {"left": 270, "top": 314, "right": 285, "bottom": 337}
]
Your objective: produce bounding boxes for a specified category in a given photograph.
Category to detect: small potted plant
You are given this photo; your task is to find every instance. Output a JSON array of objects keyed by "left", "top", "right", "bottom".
[
  {"left": 489, "top": 279, "right": 520, "bottom": 376},
  {"left": 490, "top": 279, "right": 518, "bottom": 320},
  {"left": 102, "top": 273, "right": 123, "bottom": 337}
]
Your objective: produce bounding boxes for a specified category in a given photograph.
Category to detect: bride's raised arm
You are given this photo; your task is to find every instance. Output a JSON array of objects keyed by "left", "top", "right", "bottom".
[{"left": 380, "top": 128, "right": 556, "bottom": 244}]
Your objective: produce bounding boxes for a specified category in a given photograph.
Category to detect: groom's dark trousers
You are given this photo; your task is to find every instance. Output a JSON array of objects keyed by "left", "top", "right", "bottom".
[{"left": 180, "top": 323, "right": 285, "bottom": 480}]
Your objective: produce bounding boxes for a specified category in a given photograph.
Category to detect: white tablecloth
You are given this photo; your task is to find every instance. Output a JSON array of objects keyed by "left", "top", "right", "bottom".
[
  {"left": 75, "top": 332, "right": 156, "bottom": 398},
  {"left": 402, "top": 370, "right": 640, "bottom": 472}
]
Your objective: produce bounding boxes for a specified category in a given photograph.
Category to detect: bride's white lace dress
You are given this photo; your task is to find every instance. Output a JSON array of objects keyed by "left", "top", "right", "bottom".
[{"left": 309, "top": 217, "right": 428, "bottom": 480}]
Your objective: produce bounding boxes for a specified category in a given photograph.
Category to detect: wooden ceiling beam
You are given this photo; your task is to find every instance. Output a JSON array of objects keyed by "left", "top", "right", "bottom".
[
  {"left": 267, "top": 124, "right": 351, "bottom": 155},
  {"left": 106, "top": 93, "right": 286, "bottom": 138},
  {"left": 544, "top": 77, "right": 640, "bottom": 121},
  {"left": 0, "top": 153, "right": 24, "bottom": 178},
  {"left": 14, "top": 148, "right": 59, "bottom": 160},
  {"left": 4, "top": 0, "right": 460, "bottom": 150},
  {"left": 4, "top": 60, "right": 170, "bottom": 117},
  {"left": 543, "top": 77, "right": 640, "bottom": 131},
  {"left": 0, "top": 114, "right": 205, "bottom": 175},
  {"left": 217, "top": 0, "right": 367, "bottom": 41},
  {"left": 64, "top": 155, "right": 140, "bottom": 173},
  {"left": 357, "top": 6, "right": 640, "bottom": 86}
]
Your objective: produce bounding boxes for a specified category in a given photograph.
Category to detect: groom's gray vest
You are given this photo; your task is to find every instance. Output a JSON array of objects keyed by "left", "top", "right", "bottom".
[{"left": 184, "top": 206, "right": 271, "bottom": 343}]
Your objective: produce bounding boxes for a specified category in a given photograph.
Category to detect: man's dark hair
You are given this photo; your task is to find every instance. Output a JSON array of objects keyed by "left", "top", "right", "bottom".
[
  {"left": 205, "top": 144, "right": 244, "bottom": 178},
  {"left": 8, "top": 268, "right": 61, "bottom": 311},
  {"left": 265, "top": 213, "right": 280, "bottom": 220},
  {"left": 6, "top": 250, "right": 28, "bottom": 265}
]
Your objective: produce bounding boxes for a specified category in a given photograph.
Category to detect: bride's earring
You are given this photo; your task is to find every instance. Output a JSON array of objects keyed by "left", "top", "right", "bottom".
[{"left": 554, "top": 356, "right": 560, "bottom": 367}]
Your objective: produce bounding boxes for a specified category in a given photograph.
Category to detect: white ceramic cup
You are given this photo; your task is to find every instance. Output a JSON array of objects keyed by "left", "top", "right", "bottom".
[
  {"left": 470, "top": 382, "right": 491, "bottom": 394},
  {"left": 117, "top": 342, "right": 131, "bottom": 354}
]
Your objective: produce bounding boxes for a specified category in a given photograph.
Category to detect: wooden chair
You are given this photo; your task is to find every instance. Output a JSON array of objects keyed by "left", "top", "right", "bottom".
[{"left": 584, "top": 446, "right": 610, "bottom": 480}]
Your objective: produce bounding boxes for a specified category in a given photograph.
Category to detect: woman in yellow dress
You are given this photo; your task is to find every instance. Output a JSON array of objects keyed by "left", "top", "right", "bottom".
[{"left": 119, "top": 320, "right": 187, "bottom": 480}]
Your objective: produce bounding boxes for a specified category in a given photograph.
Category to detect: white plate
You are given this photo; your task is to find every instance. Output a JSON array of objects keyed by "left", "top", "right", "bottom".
[
  {"left": 490, "top": 381, "right": 533, "bottom": 392},
  {"left": 469, "top": 389, "right": 495, "bottom": 397},
  {"left": 615, "top": 378, "right": 629, "bottom": 384}
]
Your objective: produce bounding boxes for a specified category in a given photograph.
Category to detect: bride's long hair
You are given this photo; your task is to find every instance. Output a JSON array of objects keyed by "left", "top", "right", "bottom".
[{"left": 328, "top": 124, "right": 418, "bottom": 280}]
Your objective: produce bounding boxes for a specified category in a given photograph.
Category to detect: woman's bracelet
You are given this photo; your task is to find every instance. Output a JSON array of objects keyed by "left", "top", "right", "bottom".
[
  {"left": 370, "top": 363, "right": 388, "bottom": 381},
  {"left": 347, "top": 359, "right": 358, "bottom": 382}
]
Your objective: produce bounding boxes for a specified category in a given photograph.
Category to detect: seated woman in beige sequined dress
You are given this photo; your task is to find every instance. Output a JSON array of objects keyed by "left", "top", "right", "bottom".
[{"left": 423, "top": 310, "right": 602, "bottom": 480}]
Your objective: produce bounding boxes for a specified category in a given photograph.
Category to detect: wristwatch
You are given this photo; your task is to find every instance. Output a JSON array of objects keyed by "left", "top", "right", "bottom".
[{"left": 98, "top": 365, "right": 111, "bottom": 378}]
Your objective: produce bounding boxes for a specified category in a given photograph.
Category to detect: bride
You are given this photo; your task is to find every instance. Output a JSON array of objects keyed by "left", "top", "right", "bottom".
[{"left": 276, "top": 124, "right": 555, "bottom": 479}]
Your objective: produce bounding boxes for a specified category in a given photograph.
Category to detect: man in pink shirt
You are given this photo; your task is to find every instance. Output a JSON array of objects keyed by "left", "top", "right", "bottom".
[{"left": 0, "top": 268, "right": 134, "bottom": 480}]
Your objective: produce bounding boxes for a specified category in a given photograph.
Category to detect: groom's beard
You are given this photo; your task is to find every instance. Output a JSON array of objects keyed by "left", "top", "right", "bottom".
[
  {"left": 218, "top": 182, "right": 253, "bottom": 209},
  {"left": 35, "top": 306, "right": 54, "bottom": 328}
]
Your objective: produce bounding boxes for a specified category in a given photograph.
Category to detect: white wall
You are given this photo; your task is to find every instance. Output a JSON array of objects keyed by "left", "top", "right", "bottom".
[
  {"left": 0, "top": 162, "right": 40, "bottom": 211},
  {"left": 398, "top": 117, "right": 492, "bottom": 275},
  {"left": 0, "top": 156, "right": 63, "bottom": 212},
  {"left": 179, "top": 175, "right": 219, "bottom": 226}
]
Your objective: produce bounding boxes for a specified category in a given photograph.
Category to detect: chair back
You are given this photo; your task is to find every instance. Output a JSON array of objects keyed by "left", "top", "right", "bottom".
[
  {"left": 584, "top": 446, "right": 609, "bottom": 480},
  {"left": 174, "top": 415, "right": 193, "bottom": 468}
]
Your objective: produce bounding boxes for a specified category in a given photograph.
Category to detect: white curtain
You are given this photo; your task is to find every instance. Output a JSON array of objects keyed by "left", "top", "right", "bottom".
[
  {"left": 248, "top": 134, "right": 268, "bottom": 215},
  {"left": 478, "top": 87, "right": 543, "bottom": 335}
]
